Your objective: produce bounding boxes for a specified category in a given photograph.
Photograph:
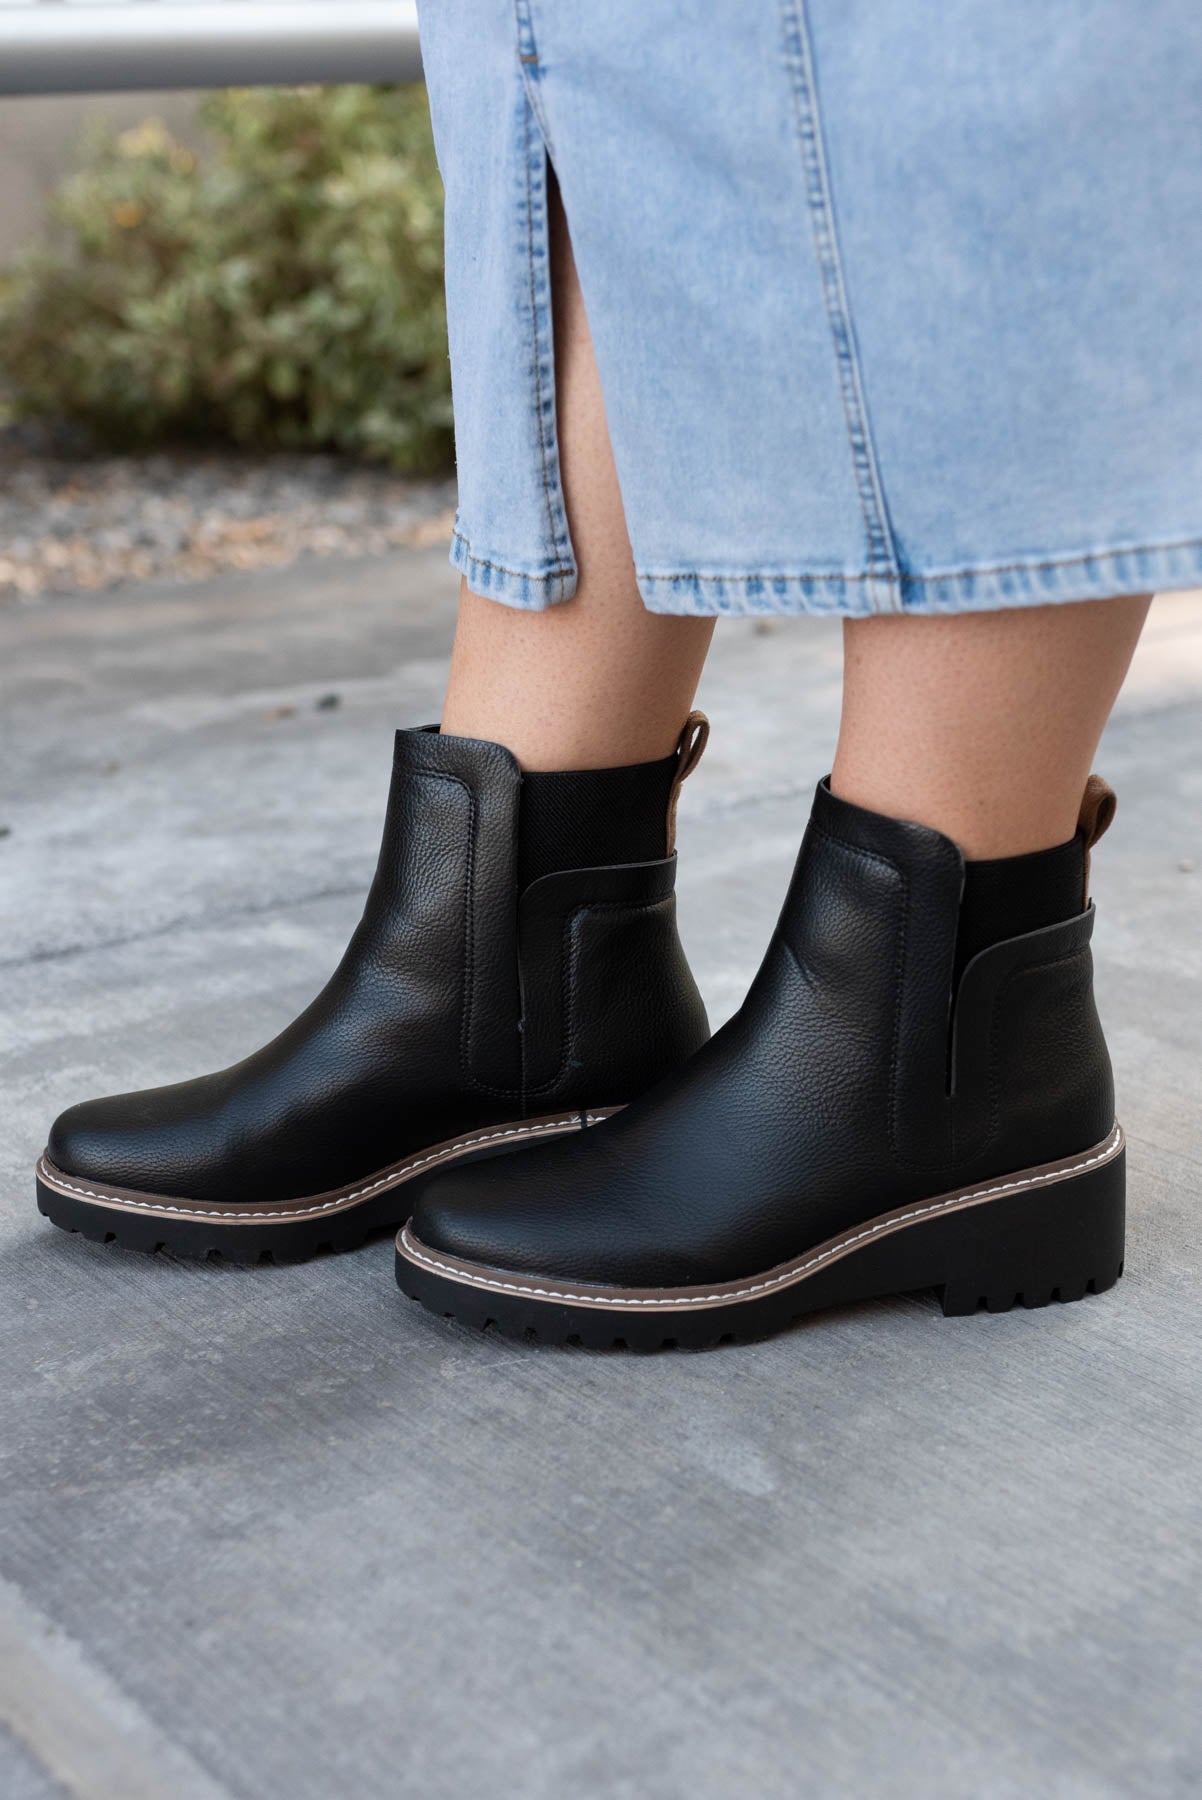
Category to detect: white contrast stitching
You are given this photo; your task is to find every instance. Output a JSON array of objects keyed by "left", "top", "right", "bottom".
[
  {"left": 397, "top": 1125, "right": 1124, "bottom": 1310},
  {"left": 37, "top": 1116, "right": 608, "bottom": 1222}
]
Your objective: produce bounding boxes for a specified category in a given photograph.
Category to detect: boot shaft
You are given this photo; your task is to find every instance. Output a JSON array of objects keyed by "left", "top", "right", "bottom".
[
  {"left": 772, "top": 778, "right": 1115, "bottom": 1184},
  {"left": 356, "top": 724, "right": 710, "bottom": 1111}
]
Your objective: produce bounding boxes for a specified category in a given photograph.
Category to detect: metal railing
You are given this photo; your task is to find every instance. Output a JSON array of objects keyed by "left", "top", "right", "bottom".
[{"left": 0, "top": 2, "right": 422, "bottom": 95}]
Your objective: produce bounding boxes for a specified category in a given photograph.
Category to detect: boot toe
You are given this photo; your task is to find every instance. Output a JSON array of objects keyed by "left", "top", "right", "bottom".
[
  {"left": 410, "top": 1131, "right": 635, "bottom": 1281},
  {"left": 46, "top": 1088, "right": 203, "bottom": 1197},
  {"left": 411, "top": 1155, "right": 552, "bottom": 1274},
  {"left": 50, "top": 1094, "right": 147, "bottom": 1189},
  {"left": 410, "top": 1123, "right": 695, "bottom": 1287}
]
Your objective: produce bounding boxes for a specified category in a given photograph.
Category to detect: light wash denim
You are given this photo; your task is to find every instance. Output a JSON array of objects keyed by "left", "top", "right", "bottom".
[{"left": 417, "top": 0, "right": 1202, "bottom": 617}]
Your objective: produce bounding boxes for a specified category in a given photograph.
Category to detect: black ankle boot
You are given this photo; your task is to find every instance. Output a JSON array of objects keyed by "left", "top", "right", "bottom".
[
  {"left": 36, "top": 720, "right": 711, "bottom": 1260},
  {"left": 398, "top": 775, "right": 1125, "bottom": 1347}
]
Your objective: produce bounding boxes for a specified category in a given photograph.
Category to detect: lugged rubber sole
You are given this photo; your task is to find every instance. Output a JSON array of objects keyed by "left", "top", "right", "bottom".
[
  {"left": 35, "top": 1109, "right": 617, "bottom": 1263},
  {"left": 395, "top": 1125, "right": 1126, "bottom": 1349}
]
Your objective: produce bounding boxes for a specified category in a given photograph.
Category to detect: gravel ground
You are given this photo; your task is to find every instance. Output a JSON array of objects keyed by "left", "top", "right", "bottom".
[{"left": 0, "top": 441, "right": 456, "bottom": 601}]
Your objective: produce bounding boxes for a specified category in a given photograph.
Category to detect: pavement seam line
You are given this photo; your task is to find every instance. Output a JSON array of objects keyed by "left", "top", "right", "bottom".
[
  {"left": 0, "top": 1573, "right": 230, "bottom": 1800},
  {"left": 2, "top": 778, "right": 825, "bottom": 975}
]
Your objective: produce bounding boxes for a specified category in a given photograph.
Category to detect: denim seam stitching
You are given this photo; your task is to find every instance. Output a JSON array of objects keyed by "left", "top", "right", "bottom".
[
  {"left": 780, "top": 0, "right": 901, "bottom": 613},
  {"left": 636, "top": 532, "right": 1202, "bottom": 587},
  {"left": 523, "top": 106, "right": 568, "bottom": 589},
  {"left": 452, "top": 527, "right": 575, "bottom": 584},
  {"left": 513, "top": 0, "right": 557, "bottom": 153},
  {"left": 514, "top": 9, "right": 574, "bottom": 596}
]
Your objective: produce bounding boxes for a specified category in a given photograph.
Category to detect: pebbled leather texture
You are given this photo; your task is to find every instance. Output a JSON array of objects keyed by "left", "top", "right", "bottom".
[
  {"left": 47, "top": 729, "right": 711, "bottom": 1204},
  {"left": 411, "top": 778, "right": 1117, "bottom": 1287}
]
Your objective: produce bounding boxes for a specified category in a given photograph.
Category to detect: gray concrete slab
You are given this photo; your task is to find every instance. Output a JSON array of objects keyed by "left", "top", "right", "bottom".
[{"left": 2, "top": 555, "right": 1200, "bottom": 1799}]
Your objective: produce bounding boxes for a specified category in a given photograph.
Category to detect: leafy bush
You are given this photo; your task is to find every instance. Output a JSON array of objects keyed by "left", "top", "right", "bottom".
[{"left": 0, "top": 86, "right": 453, "bottom": 470}]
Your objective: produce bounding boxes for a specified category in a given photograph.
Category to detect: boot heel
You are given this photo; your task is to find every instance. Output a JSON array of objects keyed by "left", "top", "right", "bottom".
[{"left": 938, "top": 1139, "right": 1125, "bottom": 1316}]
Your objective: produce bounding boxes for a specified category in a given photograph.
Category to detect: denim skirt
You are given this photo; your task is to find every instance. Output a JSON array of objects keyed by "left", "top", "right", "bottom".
[{"left": 418, "top": 0, "right": 1202, "bottom": 617}]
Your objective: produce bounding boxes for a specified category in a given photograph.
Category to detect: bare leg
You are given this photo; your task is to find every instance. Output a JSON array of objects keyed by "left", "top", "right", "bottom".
[
  {"left": 832, "top": 597, "right": 1151, "bottom": 858},
  {"left": 440, "top": 179, "right": 714, "bottom": 770}
]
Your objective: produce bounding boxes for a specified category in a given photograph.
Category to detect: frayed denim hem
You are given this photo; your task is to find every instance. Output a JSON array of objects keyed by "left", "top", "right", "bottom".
[
  {"left": 450, "top": 527, "right": 578, "bottom": 609},
  {"left": 635, "top": 538, "right": 1202, "bottom": 619}
]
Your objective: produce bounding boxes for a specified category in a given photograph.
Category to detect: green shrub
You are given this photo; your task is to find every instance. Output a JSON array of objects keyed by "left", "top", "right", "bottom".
[{"left": 0, "top": 86, "right": 453, "bottom": 470}]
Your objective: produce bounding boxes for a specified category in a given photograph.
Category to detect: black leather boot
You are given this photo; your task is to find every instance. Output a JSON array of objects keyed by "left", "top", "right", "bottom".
[
  {"left": 397, "top": 775, "right": 1125, "bottom": 1347},
  {"left": 36, "top": 720, "right": 711, "bottom": 1260}
]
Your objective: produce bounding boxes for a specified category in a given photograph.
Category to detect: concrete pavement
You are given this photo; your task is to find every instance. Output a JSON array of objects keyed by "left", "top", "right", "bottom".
[{"left": 2, "top": 553, "right": 1200, "bottom": 1798}]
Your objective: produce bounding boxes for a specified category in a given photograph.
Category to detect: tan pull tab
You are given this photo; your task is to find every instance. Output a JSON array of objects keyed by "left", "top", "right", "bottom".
[
  {"left": 666, "top": 710, "right": 710, "bottom": 854},
  {"left": 1078, "top": 773, "right": 1117, "bottom": 849},
  {"left": 1077, "top": 773, "right": 1117, "bottom": 905}
]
